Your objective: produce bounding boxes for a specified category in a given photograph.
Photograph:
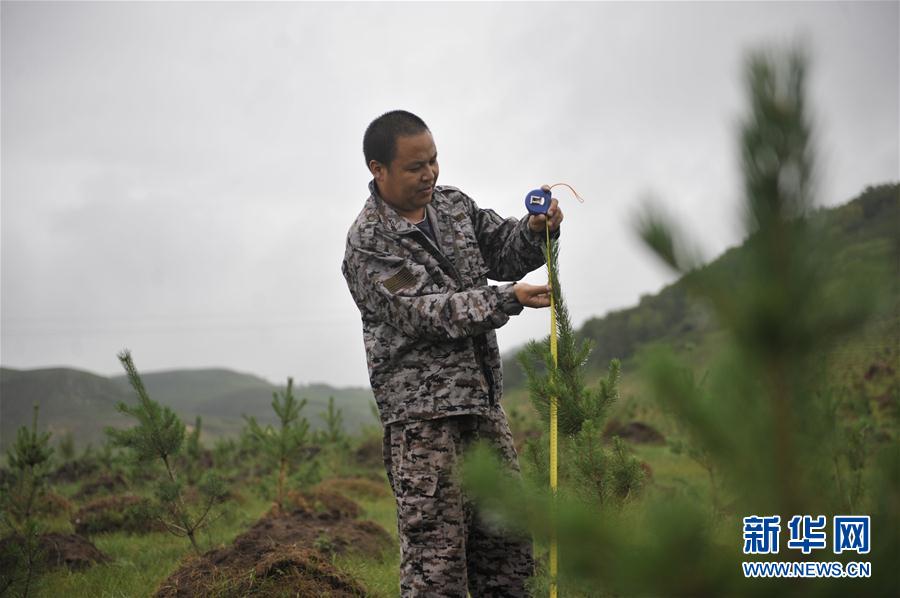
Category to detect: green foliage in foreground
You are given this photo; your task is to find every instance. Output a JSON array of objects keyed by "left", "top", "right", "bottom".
[{"left": 465, "top": 45, "right": 899, "bottom": 596}]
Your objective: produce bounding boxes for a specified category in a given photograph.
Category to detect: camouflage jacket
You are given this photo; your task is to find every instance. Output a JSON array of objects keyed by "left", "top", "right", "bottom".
[{"left": 342, "top": 181, "right": 556, "bottom": 425}]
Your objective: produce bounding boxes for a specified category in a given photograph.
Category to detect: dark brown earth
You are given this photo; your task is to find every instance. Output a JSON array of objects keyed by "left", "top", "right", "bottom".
[
  {"left": 353, "top": 436, "right": 383, "bottom": 468},
  {"left": 35, "top": 490, "right": 74, "bottom": 518},
  {"left": 72, "top": 494, "right": 165, "bottom": 535},
  {"left": 50, "top": 459, "right": 99, "bottom": 484},
  {"left": 156, "top": 545, "right": 367, "bottom": 597},
  {"left": 603, "top": 420, "right": 666, "bottom": 445},
  {"left": 73, "top": 472, "right": 128, "bottom": 500},
  {"left": 0, "top": 532, "right": 110, "bottom": 574},
  {"left": 282, "top": 489, "right": 363, "bottom": 521},
  {"left": 155, "top": 489, "right": 394, "bottom": 597},
  {"left": 315, "top": 477, "right": 390, "bottom": 500},
  {"left": 864, "top": 360, "right": 895, "bottom": 381},
  {"left": 38, "top": 533, "right": 111, "bottom": 570}
]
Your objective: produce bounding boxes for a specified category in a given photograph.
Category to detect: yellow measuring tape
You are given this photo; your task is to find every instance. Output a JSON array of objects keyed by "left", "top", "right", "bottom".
[
  {"left": 542, "top": 183, "right": 583, "bottom": 598},
  {"left": 546, "top": 220, "right": 559, "bottom": 598}
]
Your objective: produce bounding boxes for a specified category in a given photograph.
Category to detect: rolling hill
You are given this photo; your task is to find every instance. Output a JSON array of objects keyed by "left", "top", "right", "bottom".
[
  {"left": 504, "top": 183, "right": 900, "bottom": 395},
  {"left": 1, "top": 366, "right": 378, "bottom": 451}
]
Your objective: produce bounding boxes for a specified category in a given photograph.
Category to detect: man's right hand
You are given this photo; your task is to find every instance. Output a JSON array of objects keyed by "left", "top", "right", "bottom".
[{"left": 513, "top": 283, "right": 552, "bottom": 308}]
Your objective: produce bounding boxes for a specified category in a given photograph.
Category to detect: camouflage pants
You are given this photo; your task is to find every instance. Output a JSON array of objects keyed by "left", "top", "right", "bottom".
[{"left": 383, "top": 405, "right": 534, "bottom": 597}]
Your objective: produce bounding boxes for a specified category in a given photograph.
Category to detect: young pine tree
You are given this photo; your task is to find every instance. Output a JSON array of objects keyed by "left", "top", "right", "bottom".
[
  {"left": 318, "top": 396, "right": 347, "bottom": 448},
  {"left": 56, "top": 432, "right": 76, "bottom": 464},
  {"left": 243, "top": 378, "right": 311, "bottom": 511},
  {"left": 184, "top": 416, "right": 203, "bottom": 484},
  {"left": 2, "top": 405, "right": 54, "bottom": 526},
  {"left": 518, "top": 227, "right": 644, "bottom": 505},
  {"left": 1, "top": 404, "right": 54, "bottom": 598},
  {"left": 107, "top": 350, "right": 226, "bottom": 555}
]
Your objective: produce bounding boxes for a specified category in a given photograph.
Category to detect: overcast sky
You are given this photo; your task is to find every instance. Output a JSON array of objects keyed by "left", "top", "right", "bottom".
[{"left": 2, "top": 1, "right": 897, "bottom": 388}]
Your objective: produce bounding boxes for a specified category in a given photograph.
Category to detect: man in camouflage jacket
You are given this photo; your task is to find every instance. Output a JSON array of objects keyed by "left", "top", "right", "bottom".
[{"left": 342, "top": 110, "right": 562, "bottom": 597}]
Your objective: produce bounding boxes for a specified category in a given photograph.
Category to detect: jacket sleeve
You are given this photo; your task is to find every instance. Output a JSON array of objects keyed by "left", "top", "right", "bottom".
[
  {"left": 465, "top": 192, "right": 560, "bottom": 281},
  {"left": 342, "top": 236, "right": 524, "bottom": 341}
]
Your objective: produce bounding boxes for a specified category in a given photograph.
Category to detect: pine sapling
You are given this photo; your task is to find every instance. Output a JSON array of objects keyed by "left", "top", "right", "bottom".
[
  {"left": 184, "top": 416, "right": 203, "bottom": 484},
  {"left": 518, "top": 229, "right": 644, "bottom": 503},
  {"left": 318, "top": 396, "right": 347, "bottom": 447},
  {"left": 107, "top": 350, "right": 226, "bottom": 554},
  {"left": 1, "top": 404, "right": 54, "bottom": 598},
  {"left": 57, "top": 432, "right": 76, "bottom": 464},
  {"left": 243, "top": 377, "right": 310, "bottom": 511}
]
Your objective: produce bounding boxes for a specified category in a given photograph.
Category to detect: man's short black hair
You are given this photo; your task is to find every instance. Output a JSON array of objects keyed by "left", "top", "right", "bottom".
[{"left": 363, "top": 110, "right": 429, "bottom": 167}]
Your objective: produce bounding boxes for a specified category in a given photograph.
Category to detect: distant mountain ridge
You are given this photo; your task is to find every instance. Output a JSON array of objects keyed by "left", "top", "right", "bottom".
[
  {"left": 1, "top": 367, "right": 134, "bottom": 451},
  {"left": 1, "top": 366, "right": 377, "bottom": 451}
]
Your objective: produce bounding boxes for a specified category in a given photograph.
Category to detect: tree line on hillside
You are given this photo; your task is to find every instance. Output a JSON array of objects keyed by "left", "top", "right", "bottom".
[{"left": 504, "top": 182, "right": 898, "bottom": 390}]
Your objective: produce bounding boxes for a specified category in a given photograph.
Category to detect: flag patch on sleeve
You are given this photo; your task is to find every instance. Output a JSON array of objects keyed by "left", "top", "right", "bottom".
[{"left": 383, "top": 266, "right": 416, "bottom": 293}]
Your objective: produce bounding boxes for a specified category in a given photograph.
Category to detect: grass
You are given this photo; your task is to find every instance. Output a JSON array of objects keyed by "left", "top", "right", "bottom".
[
  {"left": 327, "top": 478, "right": 401, "bottom": 596},
  {"left": 333, "top": 550, "right": 399, "bottom": 598},
  {"left": 32, "top": 532, "right": 195, "bottom": 598},
  {"left": 30, "top": 477, "right": 405, "bottom": 597},
  {"left": 30, "top": 492, "right": 272, "bottom": 597}
]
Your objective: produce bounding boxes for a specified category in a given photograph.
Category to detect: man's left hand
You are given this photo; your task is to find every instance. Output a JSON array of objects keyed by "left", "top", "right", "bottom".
[{"left": 527, "top": 184, "right": 564, "bottom": 233}]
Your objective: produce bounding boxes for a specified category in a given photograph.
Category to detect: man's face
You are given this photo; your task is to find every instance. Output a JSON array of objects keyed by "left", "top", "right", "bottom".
[{"left": 370, "top": 131, "right": 439, "bottom": 217}]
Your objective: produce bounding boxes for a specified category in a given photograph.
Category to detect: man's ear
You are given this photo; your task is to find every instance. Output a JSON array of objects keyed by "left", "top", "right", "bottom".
[{"left": 369, "top": 159, "right": 387, "bottom": 183}]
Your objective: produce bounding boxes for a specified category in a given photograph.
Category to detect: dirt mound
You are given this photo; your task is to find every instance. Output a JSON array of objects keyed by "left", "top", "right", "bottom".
[
  {"left": 35, "top": 490, "right": 74, "bottom": 518},
  {"left": 864, "top": 360, "right": 895, "bottom": 381},
  {"left": 0, "top": 532, "right": 109, "bottom": 573},
  {"left": 251, "top": 506, "right": 391, "bottom": 558},
  {"left": 156, "top": 545, "right": 367, "bottom": 597},
  {"left": 603, "top": 420, "right": 666, "bottom": 445},
  {"left": 155, "top": 490, "right": 393, "bottom": 597},
  {"left": 283, "top": 489, "right": 363, "bottom": 521},
  {"left": 72, "top": 494, "right": 165, "bottom": 535},
  {"left": 50, "top": 459, "right": 99, "bottom": 484},
  {"left": 260, "top": 490, "right": 392, "bottom": 558},
  {"left": 315, "top": 477, "right": 390, "bottom": 500},
  {"left": 39, "top": 532, "right": 110, "bottom": 570},
  {"left": 74, "top": 473, "right": 129, "bottom": 500},
  {"left": 353, "top": 435, "right": 383, "bottom": 467}
]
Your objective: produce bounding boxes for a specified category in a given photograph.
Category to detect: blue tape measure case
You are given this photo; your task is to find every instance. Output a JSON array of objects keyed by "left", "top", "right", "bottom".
[{"left": 525, "top": 188, "right": 552, "bottom": 215}]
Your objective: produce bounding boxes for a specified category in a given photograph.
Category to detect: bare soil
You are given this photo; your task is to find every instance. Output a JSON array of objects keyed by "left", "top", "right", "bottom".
[
  {"left": 73, "top": 472, "right": 129, "bottom": 500},
  {"left": 603, "top": 420, "right": 666, "bottom": 445},
  {"left": 72, "top": 494, "right": 165, "bottom": 535},
  {"left": 0, "top": 532, "right": 110, "bottom": 574},
  {"left": 50, "top": 459, "right": 99, "bottom": 484},
  {"left": 314, "top": 477, "right": 390, "bottom": 500},
  {"left": 353, "top": 436, "right": 383, "bottom": 468},
  {"left": 35, "top": 490, "right": 74, "bottom": 518}
]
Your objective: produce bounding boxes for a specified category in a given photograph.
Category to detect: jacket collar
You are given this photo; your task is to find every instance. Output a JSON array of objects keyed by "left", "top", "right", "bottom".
[
  {"left": 368, "top": 179, "right": 446, "bottom": 240},
  {"left": 368, "top": 180, "right": 419, "bottom": 235},
  {"left": 370, "top": 181, "right": 469, "bottom": 278}
]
